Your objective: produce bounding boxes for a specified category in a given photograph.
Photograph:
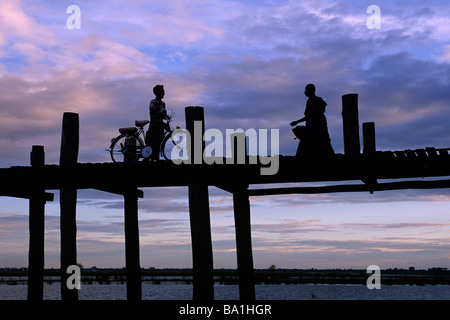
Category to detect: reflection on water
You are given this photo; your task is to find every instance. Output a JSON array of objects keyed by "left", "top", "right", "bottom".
[{"left": 1, "top": 283, "right": 449, "bottom": 300}]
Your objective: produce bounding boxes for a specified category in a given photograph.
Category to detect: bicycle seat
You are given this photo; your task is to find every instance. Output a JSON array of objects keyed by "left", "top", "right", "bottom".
[
  {"left": 119, "top": 127, "right": 137, "bottom": 134},
  {"left": 135, "top": 120, "right": 149, "bottom": 127}
]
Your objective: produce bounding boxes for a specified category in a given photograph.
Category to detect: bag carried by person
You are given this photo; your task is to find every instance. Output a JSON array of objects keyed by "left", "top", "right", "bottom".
[{"left": 292, "top": 125, "right": 306, "bottom": 140}]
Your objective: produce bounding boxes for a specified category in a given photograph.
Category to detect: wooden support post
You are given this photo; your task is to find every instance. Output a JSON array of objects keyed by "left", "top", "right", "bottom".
[
  {"left": 229, "top": 133, "right": 255, "bottom": 299},
  {"left": 362, "top": 122, "right": 377, "bottom": 192},
  {"left": 185, "top": 106, "right": 206, "bottom": 164},
  {"left": 342, "top": 94, "right": 360, "bottom": 158},
  {"left": 59, "top": 112, "right": 79, "bottom": 300},
  {"left": 185, "top": 106, "right": 214, "bottom": 300},
  {"left": 232, "top": 185, "right": 255, "bottom": 300},
  {"left": 229, "top": 132, "right": 247, "bottom": 164},
  {"left": 363, "top": 122, "right": 376, "bottom": 158},
  {"left": 27, "top": 146, "right": 46, "bottom": 300},
  {"left": 124, "top": 188, "right": 142, "bottom": 300}
]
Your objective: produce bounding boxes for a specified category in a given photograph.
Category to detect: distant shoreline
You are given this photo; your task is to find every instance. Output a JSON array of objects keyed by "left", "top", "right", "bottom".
[{"left": 1, "top": 267, "right": 449, "bottom": 286}]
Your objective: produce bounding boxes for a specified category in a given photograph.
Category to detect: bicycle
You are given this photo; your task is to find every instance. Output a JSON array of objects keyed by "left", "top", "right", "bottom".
[{"left": 107, "top": 112, "right": 184, "bottom": 162}]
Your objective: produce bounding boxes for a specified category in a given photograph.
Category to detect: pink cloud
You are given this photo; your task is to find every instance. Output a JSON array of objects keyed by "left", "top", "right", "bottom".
[
  {"left": 439, "top": 44, "right": 450, "bottom": 62},
  {"left": 0, "top": 0, "right": 56, "bottom": 46}
]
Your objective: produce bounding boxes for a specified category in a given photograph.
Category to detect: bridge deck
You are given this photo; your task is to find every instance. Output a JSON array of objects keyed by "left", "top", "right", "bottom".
[{"left": 1, "top": 147, "right": 449, "bottom": 198}]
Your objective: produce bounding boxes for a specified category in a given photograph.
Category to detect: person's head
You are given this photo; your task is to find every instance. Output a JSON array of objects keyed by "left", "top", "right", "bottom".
[
  {"left": 304, "top": 83, "right": 316, "bottom": 97},
  {"left": 153, "top": 84, "right": 165, "bottom": 99}
]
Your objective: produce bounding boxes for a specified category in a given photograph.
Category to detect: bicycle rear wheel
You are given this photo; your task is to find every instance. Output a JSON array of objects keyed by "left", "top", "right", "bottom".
[
  {"left": 161, "top": 131, "right": 187, "bottom": 161},
  {"left": 110, "top": 135, "right": 145, "bottom": 162}
]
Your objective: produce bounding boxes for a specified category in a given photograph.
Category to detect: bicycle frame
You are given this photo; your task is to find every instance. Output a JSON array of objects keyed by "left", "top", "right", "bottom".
[{"left": 108, "top": 112, "right": 178, "bottom": 162}]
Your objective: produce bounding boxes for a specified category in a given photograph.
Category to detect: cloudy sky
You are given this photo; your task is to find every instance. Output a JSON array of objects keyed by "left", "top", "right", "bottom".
[{"left": 0, "top": 0, "right": 449, "bottom": 270}]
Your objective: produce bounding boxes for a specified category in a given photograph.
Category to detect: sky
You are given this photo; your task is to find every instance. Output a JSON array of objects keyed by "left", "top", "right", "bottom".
[{"left": 0, "top": 0, "right": 449, "bottom": 270}]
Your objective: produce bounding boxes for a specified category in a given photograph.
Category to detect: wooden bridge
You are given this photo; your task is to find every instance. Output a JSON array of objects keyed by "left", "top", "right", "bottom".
[{"left": 1, "top": 94, "right": 449, "bottom": 300}]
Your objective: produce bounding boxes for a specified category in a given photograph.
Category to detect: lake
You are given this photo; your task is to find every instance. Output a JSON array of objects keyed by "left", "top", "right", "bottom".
[{"left": 1, "top": 282, "right": 449, "bottom": 300}]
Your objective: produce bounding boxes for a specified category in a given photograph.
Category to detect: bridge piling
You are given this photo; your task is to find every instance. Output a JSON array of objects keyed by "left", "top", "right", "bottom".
[
  {"left": 59, "top": 112, "right": 79, "bottom": 300},
  {"left": 342, "top": 94, "right": 360, "bottom": 159},
  {"left": 229, "top": 133, "right": 256, "bottom": 300},
  {"left": 363, "top": 122, "right": 376, "bottom": 159},
  {"left": 124, "top": 187, "right": 142, "bottom": 300},
  {"left": 185, "top": 106, "right": 214, "bottom": 300},
  {"left": 233, "top": 184, "right": 255, "bottom": 300},
  {"left": 27, "top": 145, "right": 46, "bottom": 300},
  {"left": 362, "top": 122, "right": 377, "bottom": 191}
]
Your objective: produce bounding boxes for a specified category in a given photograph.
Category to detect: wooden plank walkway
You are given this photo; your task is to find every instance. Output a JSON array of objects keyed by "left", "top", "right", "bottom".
[{"left": 1, "top": 148, "right": 449, "bottom": 195}]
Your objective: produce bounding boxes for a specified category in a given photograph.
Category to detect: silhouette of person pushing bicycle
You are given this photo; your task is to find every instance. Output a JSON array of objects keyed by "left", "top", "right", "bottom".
[
  {"left": 290, "top": 84, "right": 334, "bottom": 159},
  {"left": 146, "top": 84, "right": 169, "bottom": 161},
  {"left": 108, "top": 84, "right": 181, "bottom": 162}
]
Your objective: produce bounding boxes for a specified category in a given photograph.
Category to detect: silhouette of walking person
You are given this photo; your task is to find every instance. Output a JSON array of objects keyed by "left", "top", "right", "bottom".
[
  {"left": 290, "top": 84, "right": 334, "bottom": 159},
  {"left": 146, "top": 84, "right": 168, "bottom": 161}
]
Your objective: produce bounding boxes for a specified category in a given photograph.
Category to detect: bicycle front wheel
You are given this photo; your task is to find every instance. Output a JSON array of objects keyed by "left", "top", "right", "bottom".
[
  {"left": 161, "top": 131, "right": 187, "bottom": 161},
  {"left": 110, "top": 135, "right": 145, "bottom": 162}
]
